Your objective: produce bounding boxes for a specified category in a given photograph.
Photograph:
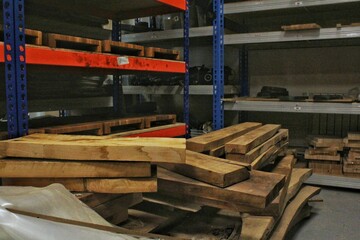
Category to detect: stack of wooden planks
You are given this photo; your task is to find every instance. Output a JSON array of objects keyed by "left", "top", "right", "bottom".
[
  {"left": 0, "top": 133, "right": 186, "bottom": 195},
  {"left": 305, "top": 136, "right": 344, "bottom": 176},
  {"left": 344, "top": 132, "right": 360, "bottom": 177}
]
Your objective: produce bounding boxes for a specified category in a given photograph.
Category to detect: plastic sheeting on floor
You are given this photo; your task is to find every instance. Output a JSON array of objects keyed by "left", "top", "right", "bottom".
[{"left": 0, "top": 184, "right": 149, "bottom": 240}]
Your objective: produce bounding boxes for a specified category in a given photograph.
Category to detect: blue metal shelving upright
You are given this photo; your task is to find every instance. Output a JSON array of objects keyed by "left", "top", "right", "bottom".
[
  {"left": 3, "top": 0, "right": 28, "bottom": 138},
  {"left": 213, "top": 0, "right": 224, "bottom": 130},
  {"left": 184, "top": 0, "right": 190, "bottom": 137},
  {"left": 112, "top": 20, "right": 121, "bottom": 114}
]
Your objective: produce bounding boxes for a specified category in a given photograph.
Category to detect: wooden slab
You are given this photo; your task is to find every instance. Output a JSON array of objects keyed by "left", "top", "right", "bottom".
[
  {"left": 158, "top": 167, "right": 285, "bottom": 209},
  {"left": 208, "top": 145, "right": 225, "bottom": 157},
  {"left": 348, "top": 132, "right": 360, "bottom": 141},
  {"left": 241, "top": 215, "right": 274, "bottom": 240},
  {"left": 250, "top": 141, "right": 289, "bottom": 170},
  {"left": 0, "top": 159, "right": 151, "bottom": 178},
  {"left": 270, "top": 186, "right": 321, "bottom": 240},
  {"left": 225, "top": 124, "right": 281, "bottom": 154},
  {"left": 43, "top": 33, "right": 102, "bottom": 52},
  {"left": 310, "top": 136, "right": 344, "bottom": 148},
  {"left": 0, "top": 133, "right": 186, "bottom": 163},
  {"left": 102, "top": 40, "right": 144, "bottom": 56},
  {"left": 343, "top": 161, "right": 360, "bottom": 174},
  {"left": 226, "top": 129, "right": 288, "bottom": 163},
  {"left": 187, "top": 122, "right": 262, "bottom": 153},
  {"left": 282, "top": 23, "right": 321, "bottom": 31},
  {"left": 308, "top": 160, "right": 342, "bottom": 176},
  {"left": 77, "top": 193, "right": 123, "bottom": 208},
  {"left": 2, "top": 174, "right": 157, "bottom": 194},
  {"left": 145, "top": 47, "right": 181, "bottom": 60},
  {"left": 159, "top": 150, "right": 249, "bottom": 188},
  {"left": 0, "top": 25, "right": 42, "bottom": 45},
  {"left": 346, "top": 140, "right": 360, "bottom": 148},
  {"left": 307, "top": 147, "right": 338, "bottom": 156},
  {"left": 103, "top": 117, "right": 144, "bottom": 135},
  {"left": 44, "top": 122, "right": 104, "bottom": 135},
  {"left": 304, "top": 150, "right": 341, "bottom": 161},
  {"left": 287, "top": 168, "right": 313, "bottom": 201},
  {"left": 144, "top": 114, "right": 176, "bottom": 128}
]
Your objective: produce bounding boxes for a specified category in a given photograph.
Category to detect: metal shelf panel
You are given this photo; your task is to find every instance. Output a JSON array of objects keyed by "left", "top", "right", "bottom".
[
  {"left": 224, "top": 101, "right": 360, "bottom": 114},
  {"left": 306, "top": 174, "right": 360, "bottom": 189},
  {"left": 122, "top": 85, "right": 239, "bottom": 95},
  {"left": 224, "top": 0, "right": 360, "bottom": 14},
  {"left": 225, "top": 26, "right": 360, "bottom": 45},
  {"left": 0, "top": 43, "right": 185, "bottom": 73},
  {"left": 122, "top": 26, "right": 213, "bottom": 43}
]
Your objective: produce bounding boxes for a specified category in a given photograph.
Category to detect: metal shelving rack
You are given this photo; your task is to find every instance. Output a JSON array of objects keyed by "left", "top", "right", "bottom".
[
  {"left": 2, "top": 0, "right": 189, "bottom": 138},
  {"left": 213, "top": 0, "right": 360, "bottom": 188}
]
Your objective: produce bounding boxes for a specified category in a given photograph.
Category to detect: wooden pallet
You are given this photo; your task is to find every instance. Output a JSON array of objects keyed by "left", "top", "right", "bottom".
[
  {"left": 43, "top": 33, "right": 102, "bottom": 52},
  {"left": 0, "top": 25, "right": 42, "bottom": 45},
  {"left": 102, "top": 40, "right": 144, "bottom": 56},
  {"left": 44, "top": 122, "right": 104, "bottom": 135},
  {"left": 103, "top": 117, "right": 145, "bottom": 135},
  {"left": 145, "top": 47, "right": 181, "bottom": 60},
  {"left": 144, "top": 114, "right": 176, "bottom": 128}
]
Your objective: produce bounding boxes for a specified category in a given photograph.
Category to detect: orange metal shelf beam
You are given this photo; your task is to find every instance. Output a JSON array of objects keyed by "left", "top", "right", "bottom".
[
  {"left": 0, "top": 43, "right": 185, "bottom": 73},
  {"left": 157, "top": 0, "right": 186, "bottom": 11}
]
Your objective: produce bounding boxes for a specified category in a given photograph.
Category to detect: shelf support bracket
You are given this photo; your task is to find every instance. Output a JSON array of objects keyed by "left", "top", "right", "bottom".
[
  {"left": 3, "top": 0, "right": 28, "bottom": 138},
  {"left": 213, "top": 0, "right": 224, "bottom": 130}
]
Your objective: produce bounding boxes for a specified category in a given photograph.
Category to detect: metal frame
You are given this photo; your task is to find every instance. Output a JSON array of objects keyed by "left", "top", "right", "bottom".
[
  {"left": 183, "top": 0, "right": 190, "bottom": 137},
  {"left": 112, "top": 20, "right": 121, "bottom": 114},
  {"left": 213, "top": 0, "right": 225, "bottom": 130},
  {"left": 3, "top": 0, "right": 28, "bottom": 138}
]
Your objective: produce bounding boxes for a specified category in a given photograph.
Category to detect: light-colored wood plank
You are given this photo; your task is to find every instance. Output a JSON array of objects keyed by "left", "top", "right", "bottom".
[
  {"left": 307, "top": 147, "right": 338, "bottom": 156},
  {"left": 226, "top": 129, "right": 288, "bottom": 163},
  {"left": 286, "top": 168, "right": 313, "bottom": 201},
  {"left": 158, "top": 167, "right": 285, "bottom": 209},
  {"left": 187, "top": 122, "right": 262, "bottom": 152},
  {"left": 282, "top": 23, "right": 321, "bottom": 31},
  {"left": 44, "top": 122, "right": 104, "bottom": 135},
  {"left": 241, "top": 215, "right": 275, "bottom": 240},
  {"left": 270, "top": 186, "right": 321, "bottom": 240},
  {"left": 0, "top": 159, "right": 152, "bottom": 178},
  {"left": 103, "top": 117, "right": 144, "bottom": 135},
  {"left": 348, "top": 132, "right": 360, "bottom": 141},
  {"left": 209, "top": 145, "right": 225, "bottom": 157},
  {"left": 304, "top": 150, "right": 341, "bottom": 161},
  {"left": 159, "top": 150, "right": 249, "bottom": 188},
  {"left": 0, "top": 133, "right": 185, "bottom": 163},
  {"left": 144, "top": 114, "right": 176, "bottom": 128},
  {"left": 225, "top": 124, "right": 281, "bottom": 154},
  {"left": 145, "top": 47, "right": 181, "bottom": 60}
]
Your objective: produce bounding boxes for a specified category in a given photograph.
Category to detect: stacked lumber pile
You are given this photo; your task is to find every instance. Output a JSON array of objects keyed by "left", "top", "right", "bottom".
[
  {"left": 112, "top": 123, "right": 319, "bottom": 239},
  {"left": 0, "top": 133, "right": 185, "bottom": 224},
  {"left": 305, "top": 136, "right": 344, "bottom": 176},
  {"left": 344, "top": 132, "right": 360, "bottom": 177}
]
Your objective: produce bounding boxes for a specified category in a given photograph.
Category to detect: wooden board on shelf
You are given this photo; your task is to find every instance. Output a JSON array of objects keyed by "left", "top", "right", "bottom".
[
  {"left": 348, "top": 132, "right": 360, "bottom": 141},
  {"left": 101, "top": 40, "right": 144, "bottom": 56},
  {"left": 281, "top": 23, "right": 321, "bottom": 31},
  {"left": 310, "top": 136, "right": 344, "bottom": 148},
  {"left": 343, "top": 161, "right": 360, "bottom": 174},
  {"left": 0, "top": 25, "right": 42, "bottom": 45},
  {"left": 43, "top": 33, "right": 102, "bottom": 52},
  {"left": 0, "top": 133, "right": 186, "bottom": 163},
  {"left": 144, "top": 114, "right": 176, "bottom": 128},
  {"left": 186, "top": 122, "right": 262, "bottom": 153},
  {"left": 44, "top": 122, "right": 104, "bottom": 135},
  {"left": 226, "top": 129, "right": 288, "bottom": 163},
  {"left": 159, "top": 150, "right": 249, "bottom": 188},
  {"left": 346, "top": 140, "right": 360, "bottom": 148},
  {"left": 0, "top": 159, "right": 152, "bottom": 178},
  {"left": 225, "top": 124, "right": 281, "bottom": 154},
  {"left": 103, "top": 117, "right": 144, "bottom": 135},
  {"left": 145, "top": 47, "right": 181, "bottom": 60},
  {"left": 304, "top": 150, "right": 341, "bottom": 161},
  {"left": 2, "top": 170, "right": 157, "bottom": 194},
  {"left": 308, "top": 160, "right": 342, "bottom": 176},
  {"left": 158, "top": 167, "right": 285, "bottom": 209},
  {"left": 307, "top": 147, "right": 338, "bottom": 156}
]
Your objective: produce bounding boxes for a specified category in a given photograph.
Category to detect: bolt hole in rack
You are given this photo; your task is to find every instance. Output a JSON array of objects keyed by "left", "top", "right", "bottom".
[
  {"left": 1, "top": 0, "right": 189, "bottom": 138},
  {"left": 215, "top": 0, "right": 360, "bottom": 188}
]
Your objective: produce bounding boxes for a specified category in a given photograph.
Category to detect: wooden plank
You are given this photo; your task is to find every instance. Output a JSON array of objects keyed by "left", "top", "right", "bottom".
[
  {"left": 2, "top": 174, "right": 157, "bottom": 194},
  {"left": 122, "top": 209, "right": 168, "bottom": 233},
  {"left": 158, "top": 167, "right": 285, "bottom": 209},
  {"left": 308, "top": 160, "right": 343, "bottom": 176},
  {"left": 226, "top": 129, "right": 288, "bottom": 163},
  {"left": 270, "top": 186, "right": 321, "bottom": 240},
  {"left": 45, "top": 122, "right": 104, "bottom": 135},
  {"left": 348, "top": 132, "right": 360, "bottom": 141},
  {"left": 144, "top": 114, "right": 176, "bottom": 128},
  {"left": 343, "top": 161, "right": 360, "bottom": 174},
  {"left": 304, "top": 150, "right": 341, "bottom": 161},
  {"left": 0, "top": 159, "right": 152, "bottom": 178},
  {"left": 307, "top": 147, "right": 338, "bottom": 156},
  {"left": 101, "top": 40, "right": 144, "bottom": 56},
  {"left": 103, "top": 117, "right": 144, "bottom": 135},
  {"left": 159, "top": 150, "right": 249, "bottom": 188},
  {"left": 187, "top": 122, "right": 262, "bottom": 153},
  {"left": 225, "top": 124, "right": 281, "bottom": 154},
  {"left": 145, "top": 47, "right": 181, "bottom": 60},
  {"left": 241, "top": 215, "right": 275, "bottom": 240},
  {"left": 77, "top": 193, "right": 123, "bottom": 208},
  {"left": 250, "top": 141, "right": 289, "bottom": 170},
  {"left": 346, "top": 140, "right": 360, "bottom": 148},
  {"left": 43, "top": 33, "right": 102, "bottom": 52},
  {"left": 7, "top": 208, "right": 182, "bottom": 240},
  {"left": 286, "top": 168, "right": 313, "bottom": 202},
  {"left": 311, "top": 136, "right": 344, "bottom": 148},
  {"left": 281, "top": 23, "right": 321, "bottom": 31},
  {"left": 208, "top": 145, "right": 225, "bottom": 157},
  {"left": 0, "top": 24, "right": 42, "bottom": 45},
  {"left": 0, "top": 133, "right": 186, "bottom": 163}
]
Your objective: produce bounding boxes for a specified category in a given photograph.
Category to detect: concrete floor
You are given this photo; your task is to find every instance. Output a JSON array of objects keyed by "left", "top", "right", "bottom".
[{"left": 288, "top": 186, "right": 360, "bottom": 240}]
